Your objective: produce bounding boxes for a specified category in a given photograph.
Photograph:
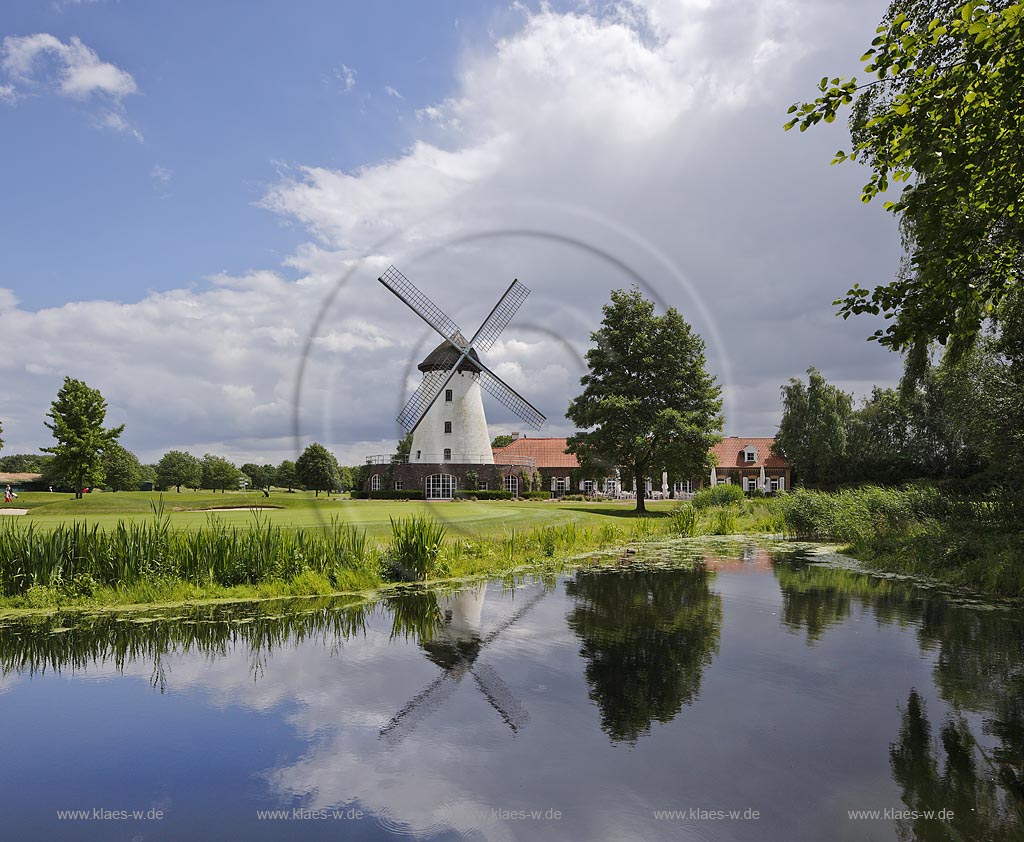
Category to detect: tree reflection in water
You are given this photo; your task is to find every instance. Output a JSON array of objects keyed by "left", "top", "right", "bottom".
[
  {"left": 772, "top": 552, "right": 1024, "bottom": 840},
  {"left": 566, "top": 565, "right": 723, "bottom": 744}
]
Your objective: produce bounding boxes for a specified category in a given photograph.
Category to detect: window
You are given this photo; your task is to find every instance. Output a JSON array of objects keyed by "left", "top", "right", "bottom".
[
  {"left": 582, "top": 479, "right": 595, "bottom": 495},
  {"left": 555, "top": 477, "right": 568, "bottom": 492},
  {"left": 370, "top": 474, "right": 381, "bottom": 491},
  {"left": 770, "top": 477, "right": 784, "bottom": 492},
  {"left": 444, "top": 421, "right": 452, "bottom": 434},
  {"left": 425, "top": 474, "right": 455, "bottom": 500},
  {"left": 415, "top": 450, "right": 421, "bottom": 460},
  {"left": 445, "top": 389, "right": 453, "bottom": 402},
  {"left": 673, "top": 480, "right": 694, "bottom": 495},
  {"left": 504, "top": 474, "right": 519, "bottom": 495},
  {"left": 479, "top": 481, "right": 488, "bottom": 491},
  {"left": 443, "top": 448, "right": 452, "bottom": 461},
  {"left": 745, "top": 477, "right": 758, "bottom": 492},
  {"left": 394, "top": 480, "right": 404, "bottom": 491},
  {"left": 744, "top": 449, "right": 756, "bottom": 463},
  {"left": 717, "top": 477, "right": 730, "bottom": 485}
]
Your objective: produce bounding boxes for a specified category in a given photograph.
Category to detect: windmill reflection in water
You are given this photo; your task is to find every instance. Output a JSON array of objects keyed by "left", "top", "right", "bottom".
[{"left": 380, "top": 582, "right": 548, "bottom": 743}]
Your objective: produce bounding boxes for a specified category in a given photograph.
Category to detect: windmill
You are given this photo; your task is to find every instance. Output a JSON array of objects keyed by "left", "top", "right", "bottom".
[
  {"left": 379, "top": 582, "right": 548, "bottom": 744},
  {"left": 378, "top": 265, "right": 545, "bottom": 466}
]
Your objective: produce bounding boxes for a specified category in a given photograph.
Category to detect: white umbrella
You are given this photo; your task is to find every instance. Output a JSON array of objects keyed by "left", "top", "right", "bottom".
[
  {"left": 759, "top": 465, "right": 766, "bottom": 493},
  {"left": 710, "top": 466, "right": 717, "bottom": 487}
]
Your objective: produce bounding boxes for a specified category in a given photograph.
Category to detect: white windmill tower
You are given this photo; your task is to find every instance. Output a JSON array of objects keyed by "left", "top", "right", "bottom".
[{"left": 378, "top": 266, "right": 546, "bottom": 465}]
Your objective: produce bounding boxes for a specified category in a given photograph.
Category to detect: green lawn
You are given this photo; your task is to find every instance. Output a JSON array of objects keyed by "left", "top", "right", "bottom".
[{"left": 3, "top": 489, "right": 677, "bottom": 538}]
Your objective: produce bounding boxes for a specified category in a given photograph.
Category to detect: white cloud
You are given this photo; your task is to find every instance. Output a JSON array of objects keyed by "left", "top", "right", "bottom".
[
  {"left": 384, "top": 85, "right": 403, "bottom": 99},
  {"left": 0, "top": 32, "right": 140, "bottom": 136},
  {"left": 334, "top": 63, "right": 356, "bottom": 93},
  {"left": 0, "top": 0, "right": 904, "bottom": 461}
]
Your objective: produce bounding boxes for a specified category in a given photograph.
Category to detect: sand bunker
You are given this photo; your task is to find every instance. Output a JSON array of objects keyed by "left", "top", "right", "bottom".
[
  {"left": 0, "top": 508, "right": 29, "bottom": 516},
  {"left": 187, "top": 506, "right": 282, "bottom": 512}
]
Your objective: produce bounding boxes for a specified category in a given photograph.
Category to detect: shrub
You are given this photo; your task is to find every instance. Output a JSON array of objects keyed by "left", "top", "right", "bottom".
[
  {"left": 520, "top": 491, "right": 552, "bottom": 500},
  {"left": 669, "top": 504, "right": 700, "bottom": 537},
  {"left": 710, "top": 507, "right": 739, "bottom": 535},
  {"left": 382, "top": 515, "right": 448, "bottom": 581},
  {"left": 368, "top": 490, "right": 425, "bottom": 500},
  {"left": 692, "top": 484, "right": 745, "bottom": 509}
]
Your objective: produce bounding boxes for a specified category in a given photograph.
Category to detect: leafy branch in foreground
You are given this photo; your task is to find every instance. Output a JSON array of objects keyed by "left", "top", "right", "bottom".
[{"left": 786, "top": 0, "right": 1023, "bottom": 353}]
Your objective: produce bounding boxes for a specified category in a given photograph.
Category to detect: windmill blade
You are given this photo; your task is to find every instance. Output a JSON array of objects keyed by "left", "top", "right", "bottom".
[
  {"left": 379, "top": 667, "right": 465, "bottom": 743},
  {"left": 479, "top": 585, "right": 549, "bottom": 648},
  {"left": 468, "top": 279, "right": 530, "bottom": 354},
  {"left": 471, "top": 664, "right": 529, "bottom": 732},
  {"left": 477, "top": 363, "right": 546, "bottom": 431},
  {"left": 379, "top": 265, "right": 467, "bottom": 349},
  {"left": 396, "top": 365, "right": 461, "bottom": 432}
]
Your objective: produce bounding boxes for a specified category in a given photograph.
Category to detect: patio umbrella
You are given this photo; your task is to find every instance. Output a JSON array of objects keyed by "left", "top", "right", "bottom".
[
  {"left": 710, "top": 466, "right": 717, "bottom": 487},
  {"left": 759, "top": 465, "right": 766, "bottom": 493}
]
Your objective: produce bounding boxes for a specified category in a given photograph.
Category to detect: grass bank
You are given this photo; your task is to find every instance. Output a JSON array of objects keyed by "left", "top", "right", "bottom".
[
  {"left": 774, "top": 486, "right": 1024, "bottom": 597},
  {"left": 0, "top": 495, "right": 786, "bottom": 612}
]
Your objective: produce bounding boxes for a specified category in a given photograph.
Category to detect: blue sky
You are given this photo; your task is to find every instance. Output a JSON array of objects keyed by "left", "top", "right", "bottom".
[
  {"left": 0, "top": 0, "right": 903, "bottom": 462},
  {"left": 2, "top": 0, "right": 497, "bottom": 310}
]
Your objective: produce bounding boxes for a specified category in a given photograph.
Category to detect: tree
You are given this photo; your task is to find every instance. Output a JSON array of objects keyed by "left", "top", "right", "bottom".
[
  {"left": 773, "top": 368, "right": 853, "bottom": 487},
  {"left": 786, "top": 0, "right": 1024, "bottom": 355},
  {"left": 102, "top": 442, "right": 142, "bottom": 492},
  {"left": 42, "top": 377, "right": 124, "bottom": 499},
  {"left": 0, "top": 418, "right": 4, "bottom": 455},
  {"left": 201, "top": 454, "right": 240, "bottom": 493},
  {"left": 241, "top": 463, "right": 275, "bottom": 497},
  {"left": 139, "top": 463, "right": 158, "bottom": 486},
  {"left": 276, "top": 459, "right": 297, "bottom": 492},
  {"left": 394, "top": 433, "right": 413, "bottom": 462},
  {"left": 491, "top": 434, "right": 514, "bottom": 449},
  {"left": 156, "top": 450, "right": 202, "bottom": 493},
  {"left": 566, "top": 288, "right": 722, "bottom": 512},
  {"left": 295, "top": 443, "right": 338, "bottom": 497}
]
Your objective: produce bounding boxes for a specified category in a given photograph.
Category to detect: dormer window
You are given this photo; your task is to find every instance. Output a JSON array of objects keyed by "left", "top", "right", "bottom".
[{"left": 743, "top": 446, "right": 757, "bottom": 463}]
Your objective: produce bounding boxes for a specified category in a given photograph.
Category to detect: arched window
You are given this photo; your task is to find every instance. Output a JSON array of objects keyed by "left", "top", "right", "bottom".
[
  {"left": 370, "top": 474, "right": 381, "bottom": 491},
  {"left": 444, "top": 421, "right": 452, "bottom": 434},
  {"left": 443, "top": 448, "right": 452, "bottom": 461},
  {"left": 504, "top": 474, "right": 519, "bottom": 496},
  {"left": 425, "top": 474, "right": 455, "bottom": 500}
]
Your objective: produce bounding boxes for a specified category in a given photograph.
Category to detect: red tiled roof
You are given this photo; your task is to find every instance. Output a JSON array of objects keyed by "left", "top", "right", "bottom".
[
  {"left": 491, "top": 436, "right": 789, "bottom": 470},
  {"left": 492, "top": 437, "right": 580, "bottom": 468},
  {"left": 711, "top": 437, "right": 787, "bottom": 469}
]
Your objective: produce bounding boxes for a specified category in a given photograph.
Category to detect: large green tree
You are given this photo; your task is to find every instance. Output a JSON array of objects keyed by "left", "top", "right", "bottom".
[
  {"left": 275, "top": 459, "right": 297, "bottom": 492},
  {"left": 241, "top": 463, "right": 276, "bottom": 497},
  {"left": 295, "top": 443, "right": 338, "bottom": 497},
  {"left": 102, "top": 442, "right": 143, "bottom": 492},
  {"left": 156, "top": 450, "right": 202, "bottom": 493},
  {"left": 566, "top": 288, "right": 722, "bottom": 512},
  {"left": 786, "top": 0, "right": 1023, "bottom": 355},
  {"left": 201, "top": 454, "right": 241, "bottom": 493},
  {"left": 42, "top": 377, "right": 124, "bottom": 499},
  {"left": 773, "top": 368, "right": 854, "bottom": 487}
]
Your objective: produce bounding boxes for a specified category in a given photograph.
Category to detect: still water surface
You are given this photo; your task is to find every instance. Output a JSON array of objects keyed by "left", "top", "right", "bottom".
[{"left": 1, "top": 539, "right": 1021, "bottom": 841}]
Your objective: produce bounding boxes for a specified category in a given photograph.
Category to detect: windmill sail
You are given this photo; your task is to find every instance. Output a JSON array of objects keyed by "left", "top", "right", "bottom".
[
  {"left": 379, "top": 265, "right": 546, "bottom": 433},
  {"left": 379, "top": 265, "right": 466, "bottom": 348}
]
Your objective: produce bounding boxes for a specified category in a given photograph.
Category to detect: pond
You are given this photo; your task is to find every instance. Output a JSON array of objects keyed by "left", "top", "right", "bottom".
[{"left": 1, "top": 539, "right": 1021, "bottom": 841}]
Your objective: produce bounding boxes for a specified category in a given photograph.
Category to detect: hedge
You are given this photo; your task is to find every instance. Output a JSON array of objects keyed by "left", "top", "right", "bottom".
[
  {"left": 520, "top": 491, "right": 552, "bottom": 500},
  {"left": 454, "top": 490, "right": 513, "bottom": 500}
]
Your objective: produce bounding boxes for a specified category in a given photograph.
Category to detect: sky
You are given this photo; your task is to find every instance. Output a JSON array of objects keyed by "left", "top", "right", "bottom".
[{"left": 0, "top": 0, "right": 903, "bottom": 466}]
